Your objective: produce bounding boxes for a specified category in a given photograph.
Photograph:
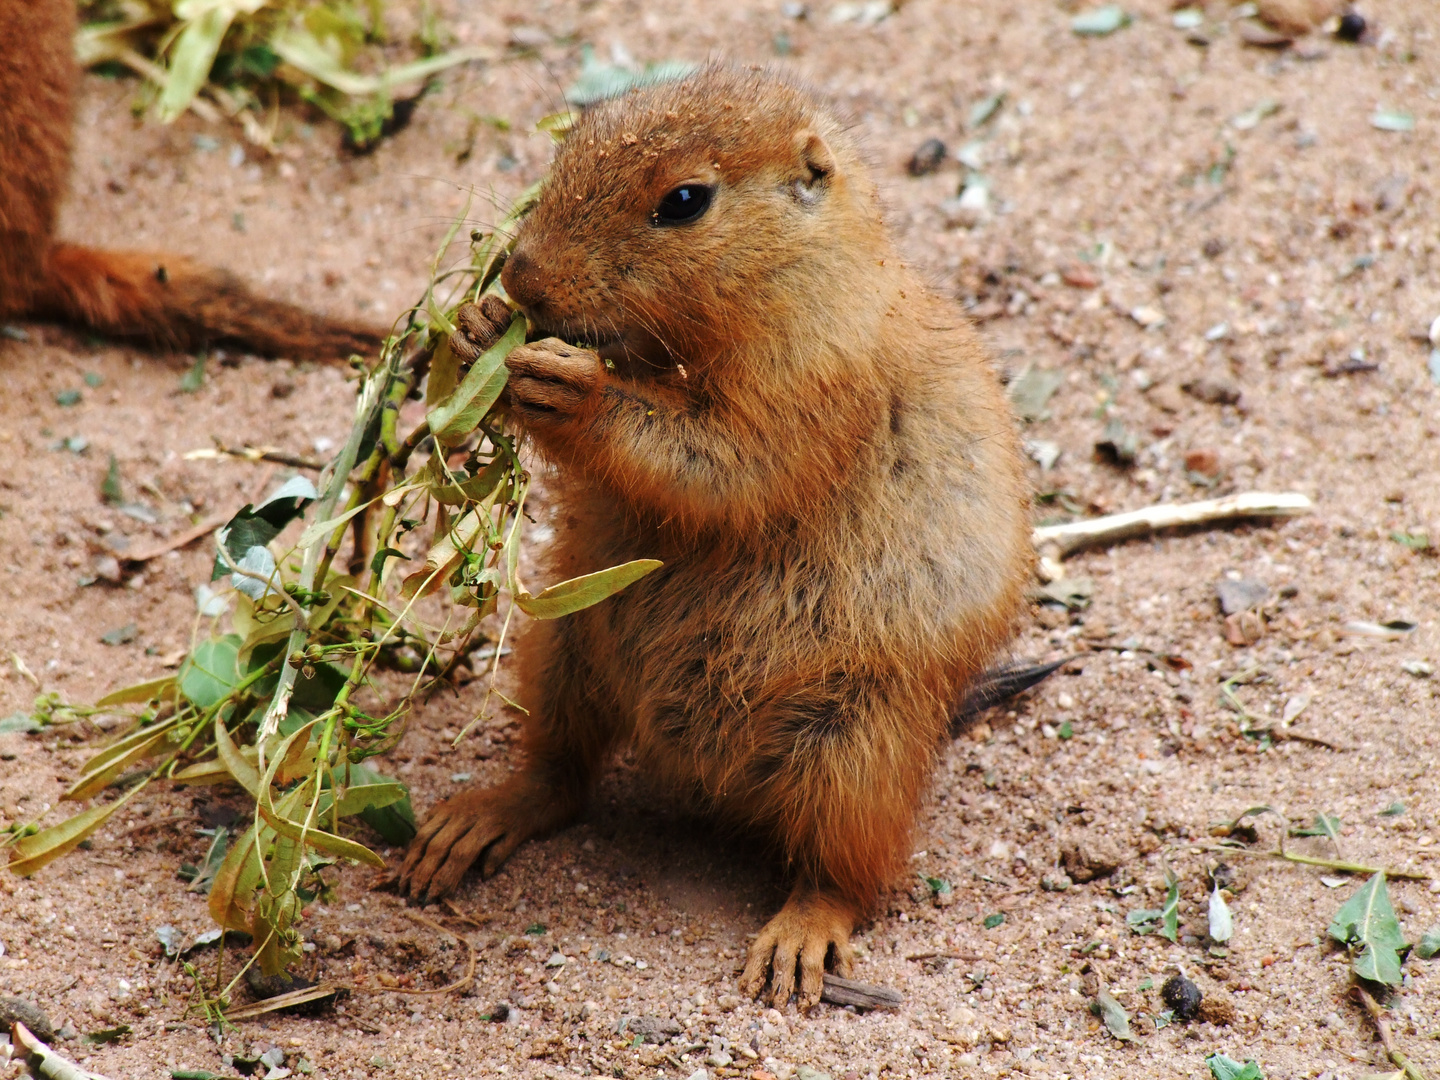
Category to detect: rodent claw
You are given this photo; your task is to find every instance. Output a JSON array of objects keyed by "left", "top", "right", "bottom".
[
  {"left": 739, "top": 888, "right": 857, "bottom": 1011},
  {"left": 450, "top": 296, "right": 512, "bottom": 363}
]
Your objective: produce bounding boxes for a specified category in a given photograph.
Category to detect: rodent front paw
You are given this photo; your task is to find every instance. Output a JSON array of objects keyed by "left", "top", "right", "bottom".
[
  {"left": 504, "top": 337, "right": 602, "bottom": 423},
  {"left": 450, "top": 294, "right": 513, "bottom": 363}
]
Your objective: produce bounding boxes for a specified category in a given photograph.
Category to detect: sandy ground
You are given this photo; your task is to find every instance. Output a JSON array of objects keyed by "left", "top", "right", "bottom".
[{"left": 2, "top": 1, "right": 1439, "bottom": 1078}]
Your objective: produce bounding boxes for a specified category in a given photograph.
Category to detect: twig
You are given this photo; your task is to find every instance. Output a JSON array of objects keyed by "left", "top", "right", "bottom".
[
  {"left": 222, "top": 983, "right": 345, "bottom": 1021},
  {"left": 1197, "top": 845, "right": 1432, "bottom": 881},
  {"left": 1032, "top": 491, "right": 1313, "bottom": 559},
  {"left": 183, "top": 445, "right": 327, "bottom": 470},
  {"left": 120, "top": 513, "right": 230, "bottom": 564},
  {"left": 820, "top": 973, "right": 903, "bottom": 1010},
  {"left": 441, "top": 898, "right": 496, "bottom": 927},
  {"left": 905, "top": 950, "right": 981, "bottom": 963},
  {"left": 1356, "top": 985, "right": 1431, "bottom": 1080}
]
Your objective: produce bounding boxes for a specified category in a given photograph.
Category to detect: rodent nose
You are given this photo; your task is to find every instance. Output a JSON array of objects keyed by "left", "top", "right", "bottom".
[{"left": 501, "top": 247, "right": 545, "bottom": 313}]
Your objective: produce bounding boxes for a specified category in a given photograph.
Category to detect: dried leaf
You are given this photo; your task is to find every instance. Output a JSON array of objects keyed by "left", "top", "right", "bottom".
[
  {"left": 8, "top": 789, "right": 139, "bottom": 877},
  {"left": 95, "top": 675, "right": 176, "bottom": 708},
  {"left": 1209, "top": 885, "right": 1234, "bottom": 943}
]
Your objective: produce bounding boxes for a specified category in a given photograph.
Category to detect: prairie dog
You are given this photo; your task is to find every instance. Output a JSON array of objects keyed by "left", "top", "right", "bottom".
[{"left": 400, "top": 66, "right": 1032, "bottom": 1009}]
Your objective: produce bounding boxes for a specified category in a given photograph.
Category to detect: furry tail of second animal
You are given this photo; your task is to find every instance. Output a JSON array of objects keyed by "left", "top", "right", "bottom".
[
  {"left": 33, "top": 244, "right": 384, "bottom": 359},
  {"left": 950, "top": 656, "right": 1069, "bottom": 733}
]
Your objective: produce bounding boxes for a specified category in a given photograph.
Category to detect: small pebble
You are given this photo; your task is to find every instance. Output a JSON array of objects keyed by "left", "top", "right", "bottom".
[
  {"left": 1335, "top": 11, "right": 1365, "bottom": 40},
  {"left": 1162, "top": 973, "right": 1203, "bottom": 1021},
  {"left": 1184, "top": 447, "right": 1221, "bottom": 478},
  {"left": 906, "top": 138, "right": 947, "bottom": 177}
]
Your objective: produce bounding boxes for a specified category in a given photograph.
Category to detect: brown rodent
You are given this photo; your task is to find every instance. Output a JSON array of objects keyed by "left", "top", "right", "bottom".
[
  {"left": 399, "top": 66, "right": 1032, "bottom": 1009},
  {"left": 0, "top": 0, "right": 381, "bottom": 359}
]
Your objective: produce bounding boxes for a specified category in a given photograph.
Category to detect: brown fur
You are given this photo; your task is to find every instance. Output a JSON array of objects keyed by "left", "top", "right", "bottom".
[
  {"left": 0, "top": 0, "right": 381, "bottom": 358},
  {"left": 398, "top": 67, "right": 1033, "bottom": 1008}
]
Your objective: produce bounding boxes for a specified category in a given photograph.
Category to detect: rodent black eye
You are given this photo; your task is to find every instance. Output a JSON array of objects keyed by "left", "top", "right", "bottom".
[{"left": 651, "top": 184, "right": 712, "bottom": 226}]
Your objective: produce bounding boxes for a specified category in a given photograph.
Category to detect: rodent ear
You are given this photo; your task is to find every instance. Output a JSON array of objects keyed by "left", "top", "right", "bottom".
[{"left": 792, "top": 130, "right": 835, "bottom": 204}]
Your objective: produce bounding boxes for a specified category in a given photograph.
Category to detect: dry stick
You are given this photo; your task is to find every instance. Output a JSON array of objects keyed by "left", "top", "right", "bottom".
[
  {"left": 905, "top": 950, "right": 982, "bottom": 963},
  {"left": 1198, "top": 845, "right": 1433, "bottom": 882},
  {"left": 441, "top": 898, "right": 497, "bottom": 927},
  {"left": 120, "top": 513, "right": 230, "bottom": 564},
  {"left": 1032, "top": 491, "right": 1314, "bottom": 560},
  {"left": 1356, "top": 985, "right": 1432, "bottom": 1080},
  {"left": 182, "top": 445, "right": 327, "bottom": 470},
  {"left": 820, "top": 973, "right": 904, "bottom": 1010},
  {"left": 226, "top": 913, "right": 478, "bottom": 1021}
]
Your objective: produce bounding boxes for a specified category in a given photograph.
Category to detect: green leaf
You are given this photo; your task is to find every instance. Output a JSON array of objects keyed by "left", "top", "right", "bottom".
[
  {"left": 1160, "top": 873, "right": 1180, "bottom": 942},
  {"left": 1072, "top": 5, "right": 1131, "bottom": 36},
  {"left": 256, "top": 797, "right": 385, "bottom": 868},
  {"left": 426, "top": 316, "right": 524, "bottom": 445},
  {"left": 55, "top": 388, "right": 83, "bottom": 407},
  {"left": 565, "top": 46, "right": 698, "bottom": 106},
  {"left": 370, "top": 546, "right": 411, "bottom": 578},
  {"left": 1289, "top": 813, "right": 1343, "bottom": 844},
  {"left": 207, "top": 813, "right": 268, "bottom": 933},
  {"left": 179, "top": 353, "right": 206, "bottom": 393},
  {"left": 0, "top": 712, "right": 42, "bottom": 734},
  {"left": 1328, "top": 872, "right": 1406, "bottom": 986},
  {"left": 95, "top": 674, "right": 176, "bottom": 708},
  {"left": 99, "top": 623, "right": 138, "bottom": 646},
  {"left": 157, "top": 4, "right": 243, "bottom": 123},
  {"left": 101, "top": 453, "right": 124, "bottom": 504},
  {"left": 1092, "top": 988, "right": 1132, "bottom": 1041},
  {"left": 179, "top": 634, "right": 243, "bottom": 708},
  {"left": 1379, "top": 801, "right": 1406, "bottom": 817},
  {"left": 983, "top": 912, "right": 1005, "bottom": 929},
  {"left": 1008, "top": 365, "right": 1065, "bottom": 421},
  {"left": 1370, "top": 110, "right": 1415, "bottom": 133},
  {"left": 1415, "top": 926, "right": 1440, "bottom": 960},
  {"left": 536, "top": 109, "right": 579, "bottom": 141},
  {"left": 79, "top": 1024, "right": 131, "bottom": 1045},
  {"left": 1209, "top": 885, "right": 1233, "bottom": 943},
  {"left": 342, "top": 763, "right": 416, "bottom": 845},
  {"left": 515, "top": 558, "right": 663, "bottom": 619},
  {"left": 212, "top": 476, "right": 318, "bottom": 580},
  {"left": 1206, "top": 1054, "right": 1266, "bottom": 1080},
  {"left": 185, "top": 827, "right": 229, "bottom": 895}
]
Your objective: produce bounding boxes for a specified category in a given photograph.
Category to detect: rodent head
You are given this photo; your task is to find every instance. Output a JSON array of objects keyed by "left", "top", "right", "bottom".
[{"left": 500, "top": 66, "right": 891, "bottom": 373}]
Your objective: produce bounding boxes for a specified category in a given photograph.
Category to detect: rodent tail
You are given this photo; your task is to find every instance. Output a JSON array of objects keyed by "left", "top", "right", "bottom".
[
  {"left": 32, "top": 243, "right": 384, "bottom": 359},
  {"left": 950, "top": 656, "right": 1069, "bottom": 734}
]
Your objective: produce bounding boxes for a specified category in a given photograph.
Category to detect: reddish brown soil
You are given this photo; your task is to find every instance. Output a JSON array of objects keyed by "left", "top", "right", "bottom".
[{"left": 2, "top": 1, "right": 1438, "bottom": 1078}]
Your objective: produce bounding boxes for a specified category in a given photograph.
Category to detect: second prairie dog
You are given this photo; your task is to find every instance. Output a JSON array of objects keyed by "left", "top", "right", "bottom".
[{"left": 399, "top": 66, "right": 1033, "bottom": 1009}]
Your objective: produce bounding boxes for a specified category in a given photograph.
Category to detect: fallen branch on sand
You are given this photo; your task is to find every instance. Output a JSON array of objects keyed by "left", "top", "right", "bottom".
[{"left": 1032, "top": 490, "right": 1313, "bottom": 567}]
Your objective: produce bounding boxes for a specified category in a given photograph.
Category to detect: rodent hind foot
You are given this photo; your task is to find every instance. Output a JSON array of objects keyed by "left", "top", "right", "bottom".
[{"left": 738, "top": 887, "right": 857, "bottom": 1011}]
